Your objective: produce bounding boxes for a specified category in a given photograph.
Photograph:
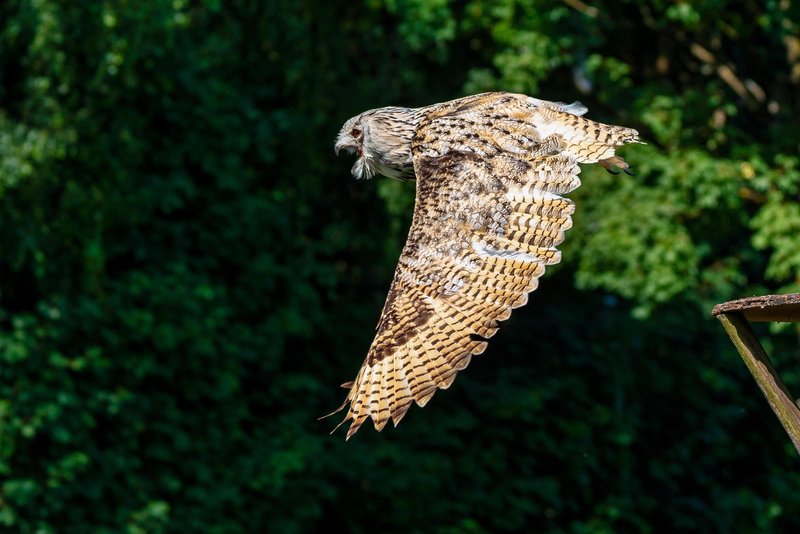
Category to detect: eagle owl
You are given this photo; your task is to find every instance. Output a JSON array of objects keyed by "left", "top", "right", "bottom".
[{"left": 331, "top": 92, "right": 640, "bottom": 439}]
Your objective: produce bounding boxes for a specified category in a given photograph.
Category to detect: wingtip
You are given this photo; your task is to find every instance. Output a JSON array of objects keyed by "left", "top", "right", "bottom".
[
  {"left": 329, "top": 414, "right": 351, "bottom": 436},
  {"left": 374, "top": 416, "right": 390, "bottom": 432},
  {"left": 321, "top": 395, "right": 352, "bottom": 439},
  {"left": 318, "top": 398, "right": 349, "bottom": 421},
  {"left": 345, "top": 418, "right": 365, "bottom": 440},
  {"left": 416, "top": 385, "right": 437, "bottom": 407},
  {"left": 391, "top": 404, "right": 411, "bottom": 427},
  {"left": 389, "top": 398, "right": 414, "bottom": 428}
]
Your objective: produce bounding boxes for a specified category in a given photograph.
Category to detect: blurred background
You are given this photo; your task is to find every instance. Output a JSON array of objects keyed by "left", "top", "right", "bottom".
[{"left": 1, "top": 0, "right": 800, "bottom": 531}]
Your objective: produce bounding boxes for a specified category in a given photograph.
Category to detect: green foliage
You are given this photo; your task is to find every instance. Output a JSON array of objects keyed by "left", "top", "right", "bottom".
[{"left": 1, "top": 0, "right": 800, "bottom": 532}]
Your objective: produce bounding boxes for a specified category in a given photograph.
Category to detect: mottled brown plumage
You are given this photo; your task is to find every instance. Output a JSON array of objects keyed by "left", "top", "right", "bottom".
[{"left": 331, "top": 92, "right": 640, "bottom": 439}]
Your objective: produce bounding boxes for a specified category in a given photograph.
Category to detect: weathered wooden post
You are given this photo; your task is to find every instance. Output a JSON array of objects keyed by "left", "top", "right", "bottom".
[{"left": 712, "top": 294, "right": 800, "bottom": 455}]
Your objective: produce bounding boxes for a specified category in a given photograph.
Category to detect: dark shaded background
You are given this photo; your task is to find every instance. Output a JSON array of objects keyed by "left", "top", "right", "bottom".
[{"left": 2, "top": 1, "right": 800, "bottom": 531}]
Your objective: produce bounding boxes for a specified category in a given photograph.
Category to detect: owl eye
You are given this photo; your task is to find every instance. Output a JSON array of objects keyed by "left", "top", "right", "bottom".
[{"left": 351, "top": 127, "right": 362, "bottom": 138}]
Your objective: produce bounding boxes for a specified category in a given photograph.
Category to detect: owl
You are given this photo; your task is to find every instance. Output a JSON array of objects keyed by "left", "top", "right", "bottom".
[{"left": 330, "top": 92, "right": 640, "bottom": 439}]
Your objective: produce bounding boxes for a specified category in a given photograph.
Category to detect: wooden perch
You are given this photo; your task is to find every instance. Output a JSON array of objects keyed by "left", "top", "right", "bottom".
[{"left": 712, "top": 294, "right": 800, "bottom": 454}]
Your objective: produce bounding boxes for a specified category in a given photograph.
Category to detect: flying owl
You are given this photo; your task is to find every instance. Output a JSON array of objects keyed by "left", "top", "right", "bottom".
[{"left": 330, "top": 92, "right": 640, "bottom": 439}]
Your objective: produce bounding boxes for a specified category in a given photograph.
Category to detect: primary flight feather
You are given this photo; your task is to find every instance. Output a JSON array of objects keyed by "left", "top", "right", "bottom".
[{"left": 331, "top": 92, "right": 640, "bottom": 439}]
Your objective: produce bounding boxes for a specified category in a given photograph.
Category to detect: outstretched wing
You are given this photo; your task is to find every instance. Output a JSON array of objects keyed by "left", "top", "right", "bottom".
[{"left": 333, "top": 93, "right": 639, "bottom": 439}]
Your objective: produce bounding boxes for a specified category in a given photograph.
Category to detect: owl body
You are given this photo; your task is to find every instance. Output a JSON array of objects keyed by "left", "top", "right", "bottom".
[{"left": 332, "top": 92, "right": 640, "bottom": 439}]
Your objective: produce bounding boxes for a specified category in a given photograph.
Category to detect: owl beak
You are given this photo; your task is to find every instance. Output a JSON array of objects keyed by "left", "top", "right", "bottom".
[
  {"left": 335, "top": 141, "right": 349, "bottom": 156},
  {"left": 334, "top": 133, "right": 344, "bottom": 155},
  {"left": 335, "top": 138, "right": 359, "bottom": 158}
]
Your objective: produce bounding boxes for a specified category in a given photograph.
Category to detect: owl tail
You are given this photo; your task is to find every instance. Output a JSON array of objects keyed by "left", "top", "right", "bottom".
[{"left": 533, "top": 102, "right": 643, "bottom": 170}]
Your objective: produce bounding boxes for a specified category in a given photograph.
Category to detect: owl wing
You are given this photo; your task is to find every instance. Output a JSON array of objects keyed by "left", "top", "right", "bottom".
[{"left": 332, "top": 93, "right": 639, "bottom": 439}]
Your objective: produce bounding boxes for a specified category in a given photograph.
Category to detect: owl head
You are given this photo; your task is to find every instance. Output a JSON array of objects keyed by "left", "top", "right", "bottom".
[
  {"left": 335, "top": 113, "right": 377, "bottom": 179},
  {"left": 334, "top": 113, "right": 375, "bottom": 178},
  {"left": 335, "top": 107, "right": 421, "bottom": 180}
]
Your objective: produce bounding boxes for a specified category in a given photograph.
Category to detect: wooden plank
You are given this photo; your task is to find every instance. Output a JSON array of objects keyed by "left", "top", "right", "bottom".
[
  {"left": 712, "top": 293, "right": 800, "bottom": 323},
  {"left": 716, "top": 312, "right": 800, "bottom": 454}
]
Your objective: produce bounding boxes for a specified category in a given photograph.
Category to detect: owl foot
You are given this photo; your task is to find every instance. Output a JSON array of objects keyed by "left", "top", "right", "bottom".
[{"left": 599, "top": 156, "right": 635, "bottom": 176}]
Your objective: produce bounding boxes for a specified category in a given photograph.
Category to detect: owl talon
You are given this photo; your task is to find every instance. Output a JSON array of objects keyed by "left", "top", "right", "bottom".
[
  {"left": 599, "top": 156, "right": 631, "bottom": 176},
  {"left": 623, "top": 168, "right": 636, "bottom": 176}
]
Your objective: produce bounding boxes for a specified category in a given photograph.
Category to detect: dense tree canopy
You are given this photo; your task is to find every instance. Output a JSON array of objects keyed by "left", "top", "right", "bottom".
[{"left": 1, "top": 1, "right": 799, "bottom": 531}]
